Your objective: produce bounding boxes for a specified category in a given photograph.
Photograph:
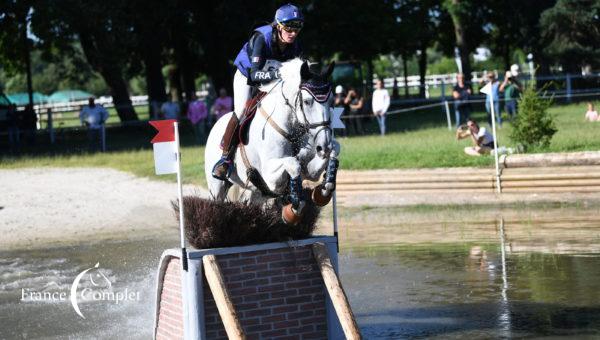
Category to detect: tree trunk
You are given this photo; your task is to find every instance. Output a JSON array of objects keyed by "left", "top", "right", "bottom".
[
  {"left": 144, "top": 47, "right": 167, "bottom": 104},
  {"left": 392, "top": 77, "right": 399, "bottom": 100},
  {"left": 104, "top": 72, "right": 137, "bottom": 122},
  {"left": 418, "top": 43, "right": 428, "bottom": 98},
  {"left": 206, "top": 55, "right": 234, "bottom": 96},
  {"left": 79, "top": 33, "right": 138, "bottom": 121},
  {"left": 166, "top": 65, "right": 182, "bottom": 103},
  {"left": 503, "top": 41, "right": 511, "bottom": 71},
  {"left": 448, "top": 0, "right": 472, "bottom": 81},
  {"left": 402, "top": 52, "right": 409, "bottom": 98},
  {"left": 144, "top": 47, "right": 167, "bottom": 120},
  {"left": 365, "top": 59, "right": 374, "bottom": 98},
  {"left": 24, "top": 35, "right": 33, "bottom": 106},
  {"left": 175, "top": 42, "right": 197, "bottom": 102}
]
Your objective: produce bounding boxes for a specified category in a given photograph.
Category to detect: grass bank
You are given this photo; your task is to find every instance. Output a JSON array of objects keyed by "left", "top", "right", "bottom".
[
  {"left": 338, "top": 100, "right": 600, "bottom": 169},
  {"left": 1, "top": 101, "right": 598, "bottom": 187}
]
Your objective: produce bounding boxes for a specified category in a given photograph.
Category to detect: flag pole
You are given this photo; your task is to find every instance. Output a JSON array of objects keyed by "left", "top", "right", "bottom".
[
  {"left": 331, "top": 129, "right": 339, "bottom": 253},
  {"left": 174, "top": 121, "right": 188, "bottom": 271},
  {"left": 330, "top": 106, "right": 345, "bottom": 254},
  {"left": 489, "top": 95, "right": 501, "bottom": 194}
]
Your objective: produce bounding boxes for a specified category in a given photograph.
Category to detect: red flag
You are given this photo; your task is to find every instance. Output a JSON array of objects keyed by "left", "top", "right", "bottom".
[{"left": 150, "top": 119, "right": 176, "bottom": 143}]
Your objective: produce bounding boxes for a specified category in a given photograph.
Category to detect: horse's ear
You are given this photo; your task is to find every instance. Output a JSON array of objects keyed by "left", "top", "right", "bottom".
[
  {"left": 300, "top": 61, "right": 311, "bottom": 81},
  {"left": 324, "top": 61, "right": 335, "bottom": 78}
]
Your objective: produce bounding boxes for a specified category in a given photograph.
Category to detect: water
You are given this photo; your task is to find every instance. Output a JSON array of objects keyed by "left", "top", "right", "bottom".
[
  {"left": 0, "top": 237, "right": 178, "bottom": 339},
  {"left": 2, "top": 206, "right": 600, "bottom": 339}
]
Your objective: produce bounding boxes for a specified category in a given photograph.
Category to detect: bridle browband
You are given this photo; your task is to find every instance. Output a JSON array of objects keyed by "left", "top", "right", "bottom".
[{"left": 276, "top": 79, "right": 332, "bottom": 143}]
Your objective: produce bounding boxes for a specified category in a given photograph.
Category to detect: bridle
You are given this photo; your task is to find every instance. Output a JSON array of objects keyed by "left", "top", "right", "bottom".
[{"left": 277, "top": 80, "right": 332, "bottom": 144}]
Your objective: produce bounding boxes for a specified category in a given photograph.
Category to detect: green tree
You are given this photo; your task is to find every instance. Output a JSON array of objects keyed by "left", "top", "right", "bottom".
[
  {"left": 33, "top": 0, "right": 139, "bottom": 121},
  {"left": 0, "top": 49, "right": 108, "bottom": 95},
  {"left": 127, "top": 0, "right": 169, "bottom": 104},
  {"left": 485, "top": 1, "right": 556, "bottom": 72},
  {"left": 540, "top": 0, "right": 600, "bottom": 72},
  {"left": 394, "top": 0, "right": 447, "bottom": 98},
  {"left": 0, "top": 0, "right": 34, "bottom": 104},
  {"left": 442, "top": 0, "right": 488, "bottom": 79},
  {"left": 509, "top": 84, "right": 557, "bottom": 151}
]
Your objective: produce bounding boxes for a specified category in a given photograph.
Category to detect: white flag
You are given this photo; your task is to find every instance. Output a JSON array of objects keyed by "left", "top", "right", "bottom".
[
  {"left": 150, "top": 120, "right": 178, "bottom": 175},
  {"left": 480, "top": 82, "right": 492, "bottom": 96}
]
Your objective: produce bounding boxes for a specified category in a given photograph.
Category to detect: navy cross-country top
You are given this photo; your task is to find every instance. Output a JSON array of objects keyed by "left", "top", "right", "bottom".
[{"left": 233, "top": 24, "right": 303, "bottom": 85}]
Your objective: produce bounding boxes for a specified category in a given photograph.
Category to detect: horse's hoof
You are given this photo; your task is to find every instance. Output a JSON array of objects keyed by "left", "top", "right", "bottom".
[
  {"left": 311, "top": 185, "right": 332, "bottom": 207},
  {"left": 282, "top": 204, "right": 303, "bottom": 225}
]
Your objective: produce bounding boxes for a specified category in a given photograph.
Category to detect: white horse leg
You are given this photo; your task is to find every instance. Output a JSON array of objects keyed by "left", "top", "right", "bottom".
[
  {"left": 304, "top": 156, "right": 329, "bottom": 182},
  {"left": 261, "top": 156, "right": 307, "bottom": 224},
  {"left": 207, "top": 176, "right": 232, "bottom": 201},
  {"left": 262, "top": 156, "right": 302, "bottom": 193}
]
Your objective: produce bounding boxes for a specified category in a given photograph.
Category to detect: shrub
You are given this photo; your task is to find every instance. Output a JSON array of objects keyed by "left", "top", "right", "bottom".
[{"left": 509, "top": 84, "right": 557, "bottom": 151}]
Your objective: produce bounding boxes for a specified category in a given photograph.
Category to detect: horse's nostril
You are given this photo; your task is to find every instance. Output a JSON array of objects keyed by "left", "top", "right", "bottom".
[{"left": 316, "top": 146, "right": 323, "bottom": 153}]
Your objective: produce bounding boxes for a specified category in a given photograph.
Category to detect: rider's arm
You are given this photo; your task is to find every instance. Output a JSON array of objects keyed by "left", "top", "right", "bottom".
[{"left": 248, "top": 33, "right": 280, "bottom": 84}]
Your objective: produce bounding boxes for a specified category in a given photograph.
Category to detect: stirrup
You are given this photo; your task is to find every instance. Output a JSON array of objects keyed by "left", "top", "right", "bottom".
[{"left": 212, "top": 157, "right": 233, "bottom": 181}]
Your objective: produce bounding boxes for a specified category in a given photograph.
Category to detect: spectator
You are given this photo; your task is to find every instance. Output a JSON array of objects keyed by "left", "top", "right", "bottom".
[
  {"left": 212, "top": 88, "right": 233, "bottom": 122},
  {"left": 21, "top": 104, "right": 37, "bottom": 146},
  {"left": 79, "top": 97, "right": 109, "bottom": 152},
  {"left": 452, "top": 73, "right": 472, "bottom": 127},
  {"left": 6, "top": 103, "right": 20, "bottom": 152},
  {"left": 480, "top": 72, "right": 501, "bottom": 127},
  {"left": 333, "top": 85, "right": 348, "bottom": 137},
  {"left": 187, "top": 95, "right": 208, "bottom": 144},
  {"left": 334, "top": 85, "right": 345, "bottom": 107},
  {"left": 585, "top": 102, "right": 598, "bottom": 122},
  {"left": 456, "top": 118, "right": 495, "bottom": 156},
  {"left": 500, "top": 67, "right": 522, "bottom": 120},
  {"left": 344, "top": 88, "right": 364, "bottom": 135},
  {"left": 161, "top": 97, "right": 180, "bottom": 120},
  {"left": 371, "top": 79, "right": 390, "bottom": 136}
]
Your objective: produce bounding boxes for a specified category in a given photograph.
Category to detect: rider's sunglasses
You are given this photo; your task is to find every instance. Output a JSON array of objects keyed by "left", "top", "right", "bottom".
[{"left": 280, "top": 20, "right": 303, "bottom": 33}]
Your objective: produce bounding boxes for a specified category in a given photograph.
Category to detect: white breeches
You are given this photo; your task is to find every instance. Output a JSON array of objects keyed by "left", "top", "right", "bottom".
[{"left": 233, "top": 69, "right": 252, "bottom": 119}]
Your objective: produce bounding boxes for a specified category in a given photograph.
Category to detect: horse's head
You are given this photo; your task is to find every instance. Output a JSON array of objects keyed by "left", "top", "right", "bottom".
[
  {"left": 261, "top": 59, "right": 335, "bottom": 159},
  {"left": 298, "top": 61, "right": 335, "bottom": 159}
]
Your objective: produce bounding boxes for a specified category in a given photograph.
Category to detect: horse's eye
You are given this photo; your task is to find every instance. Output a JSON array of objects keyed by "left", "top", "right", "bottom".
[{"left": 303, "top": 99, "right": 312, "bottom": 106}]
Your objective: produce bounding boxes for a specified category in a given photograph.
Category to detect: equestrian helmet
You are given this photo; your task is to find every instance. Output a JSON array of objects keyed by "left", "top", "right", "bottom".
[{"left": 275, "top": 4, "right": 304, "bottom": 28}]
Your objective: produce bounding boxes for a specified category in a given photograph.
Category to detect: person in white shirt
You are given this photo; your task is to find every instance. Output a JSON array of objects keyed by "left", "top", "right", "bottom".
[
  {"left": 161, "top": 98, "right": 180, "bottom": 120},
  {"left": 79, "top": 97, "right": 109, "bottom": 152},
  {"left": 456, "top": 118, "right": 495, "bottom": 156},
  {"left": 371, "top": 79, "right": 390, "bottom": 135}
]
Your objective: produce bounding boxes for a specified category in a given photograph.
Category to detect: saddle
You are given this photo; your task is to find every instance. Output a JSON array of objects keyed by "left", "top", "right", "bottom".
[{"left": 238, "top": 91, "right": 267, "bottom": 145}]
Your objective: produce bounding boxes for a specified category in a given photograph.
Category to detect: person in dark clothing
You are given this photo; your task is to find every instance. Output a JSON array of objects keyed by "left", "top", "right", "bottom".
[
  {"left": 212, "top": 3, "right": 304, "bottom": 180},
  {"left": 452, "top": 73, "right": 472, "bottom": 127},
  {"left": 6, "top": 104, "right": 20, "bottom": 152},
  {"left": 344, "top": 88, "right": 364, "bottom": 135},
  {"left": 21, "top": 104, "right": 37, "bottom": 146}
]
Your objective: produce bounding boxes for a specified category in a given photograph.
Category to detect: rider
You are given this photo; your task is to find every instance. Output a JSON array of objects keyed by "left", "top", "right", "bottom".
[{"left": 212, "top": 3, "right": 304, "bottom": 180}]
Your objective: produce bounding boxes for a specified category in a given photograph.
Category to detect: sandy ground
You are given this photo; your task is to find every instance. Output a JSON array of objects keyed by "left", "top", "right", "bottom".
[{"left": 0, "top": 168, "right": 207, "bottom": 251}]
